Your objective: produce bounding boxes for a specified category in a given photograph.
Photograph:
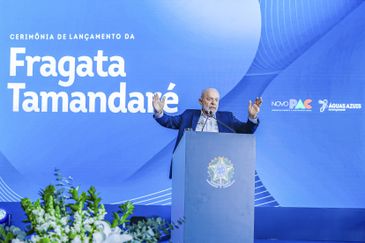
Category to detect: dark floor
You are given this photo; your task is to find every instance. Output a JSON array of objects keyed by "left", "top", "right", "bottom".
[
  {"left": 254, "top": 241, "right": 363, "bottom": 243},
  {"left": 161, "top": 241, "right": 362, "bottom": 243}
]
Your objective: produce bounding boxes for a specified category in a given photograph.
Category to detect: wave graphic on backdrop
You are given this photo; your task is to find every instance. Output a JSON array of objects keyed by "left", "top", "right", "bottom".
[
  {"left": 0, "top": 177, "right": 22, "bottom": 202},
  {"left": 0, "top": 151, "right": 28, "bottom": 201}
]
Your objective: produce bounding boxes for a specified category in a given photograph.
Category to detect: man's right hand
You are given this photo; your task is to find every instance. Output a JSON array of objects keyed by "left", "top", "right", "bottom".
[{"left": 153, "top": 93, "right": 166, "bottom": 114}]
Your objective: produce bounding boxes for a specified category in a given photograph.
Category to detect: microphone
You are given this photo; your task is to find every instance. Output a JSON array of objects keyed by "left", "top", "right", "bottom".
[
  {"left": 201, "top": 110, "right": 211, "bottom": 132},
  {"left": 210, "top": 113, "right": 236, "bottom": 133}
]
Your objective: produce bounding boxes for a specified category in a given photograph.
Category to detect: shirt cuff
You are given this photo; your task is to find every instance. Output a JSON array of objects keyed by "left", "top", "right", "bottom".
[
  {"left": 154, "top": 111, "right": 164, "bottom": 119},
  {"left": 248, "top": 116, "right": 258, "bottom": 124}
]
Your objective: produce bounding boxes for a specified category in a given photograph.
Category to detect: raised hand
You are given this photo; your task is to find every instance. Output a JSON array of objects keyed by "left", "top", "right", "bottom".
[
  {"left": 248, "top": 97, "right": 263, "bottom": 119},
  {"left": 153, "top": 93, "right": 166, "bottom": 114}
]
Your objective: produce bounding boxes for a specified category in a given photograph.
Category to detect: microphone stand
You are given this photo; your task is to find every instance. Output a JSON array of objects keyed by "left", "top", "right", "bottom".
[
  {"left": 210, "top": 112, "right": 236, "bottom": 133},
  {"left": 201, "top": 110, "right": 210, "bottom": 132}
]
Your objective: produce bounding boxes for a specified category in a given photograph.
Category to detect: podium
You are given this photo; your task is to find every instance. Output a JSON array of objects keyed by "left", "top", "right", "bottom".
[{"left": 171, "top": 131, "right": 256, "bottom": 243}]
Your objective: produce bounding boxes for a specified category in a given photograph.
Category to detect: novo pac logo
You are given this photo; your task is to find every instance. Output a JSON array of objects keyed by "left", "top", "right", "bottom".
[{"left": 271, "top": 99, "right": 312, "bottom": 112}]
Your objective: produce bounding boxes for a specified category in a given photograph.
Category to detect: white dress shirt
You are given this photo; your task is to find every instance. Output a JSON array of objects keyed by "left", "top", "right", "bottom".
[{"left": 195, "top": 111, "right": 219, "bottom": 132}]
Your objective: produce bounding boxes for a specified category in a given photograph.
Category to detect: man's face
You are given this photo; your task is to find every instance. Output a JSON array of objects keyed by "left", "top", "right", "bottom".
[{"left": 200, "top": 89, "right": 220, "bottom": 114}]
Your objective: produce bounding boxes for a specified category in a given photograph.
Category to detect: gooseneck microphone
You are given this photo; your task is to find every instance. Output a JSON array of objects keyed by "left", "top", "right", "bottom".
[
  {"left": 210, "top": 112, "right": 236, "bottom": 133},
  {"left": 201, "top": 110, "right": 211, "bottom": 132}
]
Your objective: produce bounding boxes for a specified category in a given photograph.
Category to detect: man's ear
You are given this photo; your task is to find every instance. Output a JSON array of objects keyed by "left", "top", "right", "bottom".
[{"left": 198, "top": 98, "right": 202, "bottom": 105}]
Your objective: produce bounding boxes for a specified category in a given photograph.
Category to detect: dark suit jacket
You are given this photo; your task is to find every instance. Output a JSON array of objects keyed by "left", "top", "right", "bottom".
[{"left": 155, "top": 109, "right": 259, "bottom": 178}]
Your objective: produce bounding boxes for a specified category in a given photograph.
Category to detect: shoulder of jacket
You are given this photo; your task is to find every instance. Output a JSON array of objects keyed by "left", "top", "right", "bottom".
[
  {"left": 217, "top": 110, "right": 232, "bottom": 115},
  {"left": 184, "top": 109, "right": 200, "bottom": 114}
]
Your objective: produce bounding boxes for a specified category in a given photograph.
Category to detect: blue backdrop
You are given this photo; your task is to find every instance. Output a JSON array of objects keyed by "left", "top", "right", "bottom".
[{"left": 0, "top": 0, "right": 364, "bottom": 208}]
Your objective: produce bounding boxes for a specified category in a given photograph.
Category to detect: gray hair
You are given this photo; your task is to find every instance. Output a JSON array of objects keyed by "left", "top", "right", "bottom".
[{"left": 200, "top": 88, "right": 220, "bottom": 98}]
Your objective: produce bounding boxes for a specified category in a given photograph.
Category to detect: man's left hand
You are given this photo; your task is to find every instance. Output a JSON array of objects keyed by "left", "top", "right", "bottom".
[{"left": 248, "top": 97, "right": 263, "bottom": 119}]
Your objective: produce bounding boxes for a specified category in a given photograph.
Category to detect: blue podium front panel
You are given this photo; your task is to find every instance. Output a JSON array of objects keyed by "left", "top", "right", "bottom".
[{"left": 172, "top": 132, "right": 255, "bottom": 243}]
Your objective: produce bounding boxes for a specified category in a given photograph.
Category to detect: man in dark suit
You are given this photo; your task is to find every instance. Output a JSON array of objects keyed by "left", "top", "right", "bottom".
[{"left": 153, "top": 88, "right": 262, "bottom": 178}]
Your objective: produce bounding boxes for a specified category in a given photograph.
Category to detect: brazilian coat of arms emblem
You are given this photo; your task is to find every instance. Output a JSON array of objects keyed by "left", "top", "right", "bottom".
[{"left": 207, "top": 156, "right": 235, "bottom": 188}]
